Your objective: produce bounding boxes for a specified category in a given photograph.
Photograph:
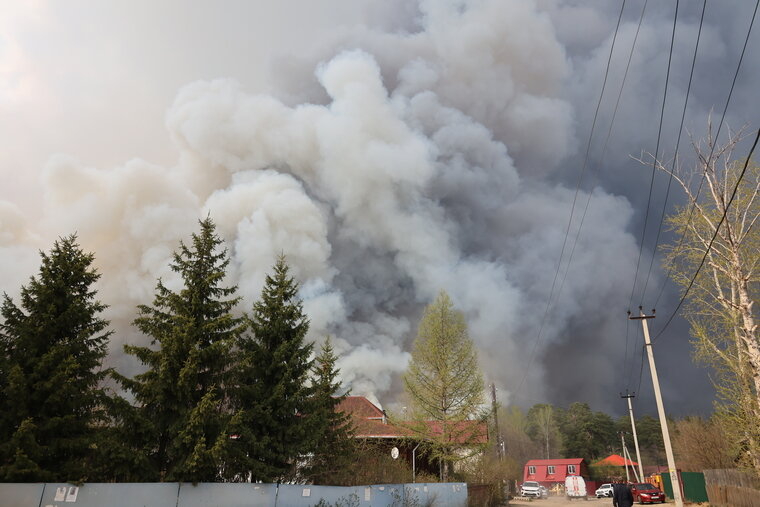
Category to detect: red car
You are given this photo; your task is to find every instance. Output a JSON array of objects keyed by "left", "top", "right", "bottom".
[{"left": 630, "top": 482, "right": 666, "bottom": 504}]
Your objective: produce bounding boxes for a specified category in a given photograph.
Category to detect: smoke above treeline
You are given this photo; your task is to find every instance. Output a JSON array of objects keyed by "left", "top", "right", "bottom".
[{"left": 1, "top": 0, "right": 757, "bottom": 414}]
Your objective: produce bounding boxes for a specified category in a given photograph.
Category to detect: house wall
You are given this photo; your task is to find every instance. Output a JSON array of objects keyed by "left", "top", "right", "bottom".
[{"left": 523, "top": 461, "right": 587, "bottom": 485}]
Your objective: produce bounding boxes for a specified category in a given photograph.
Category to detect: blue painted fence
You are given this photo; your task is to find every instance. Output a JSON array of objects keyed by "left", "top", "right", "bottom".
[{"left": 0, "top": 481, "right": 467, "bottom": 507}]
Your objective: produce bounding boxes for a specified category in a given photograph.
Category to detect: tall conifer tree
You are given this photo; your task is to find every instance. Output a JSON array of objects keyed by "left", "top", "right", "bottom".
[
  {"left": 403, "top": 290, "right": 486, "bottom": 481},
  {"left": 0, "top": 235, "right": 111, "bottom": 482},
  {"left": 303, "top": 337, "right": 355, "bottom": 484},
  {"left": 118, "top": 217, "right": 244, "bottom": 482},
  {"left": 227, "top": 256, "right": 314, "bottom": 482}
]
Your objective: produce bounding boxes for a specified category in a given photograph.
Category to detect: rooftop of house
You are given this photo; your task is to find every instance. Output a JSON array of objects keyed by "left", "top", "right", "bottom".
[
  {"left": 337, "top": 396, "right": 386, "bottom": 420},
  {"left": 593, "top": 454, "right": 638, "bottom": 467},
  {"left": 525, "top": 458, "right": 586, "bottom": 466},
  {"left": 336, "top": 395, "right": 488, "bottom": 444}
]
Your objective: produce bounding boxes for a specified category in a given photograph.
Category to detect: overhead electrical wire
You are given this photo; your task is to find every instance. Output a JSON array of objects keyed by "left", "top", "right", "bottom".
[
  {"left": 582, "top": 0, "right": 648, "bottom": 392},
  {"left": 628, "top": 0, "right": 680, "bottom": 311},
  {"left": 513, "top": 0, "right": 627, "bottom": 397},
  {"left": 644, "top": 0, "right": 708, "bottom": 309},
  {"left": 533, "top": 0, "right": 648, "bottom": 393},
  {"left": 652, "top": 0, "right": 759, "bottom": 313},
  {"left": 653, "top": 127, "right": 760, "bottom": 343}
]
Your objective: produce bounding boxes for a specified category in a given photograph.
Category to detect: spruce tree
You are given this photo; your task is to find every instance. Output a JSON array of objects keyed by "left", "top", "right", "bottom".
[
  {"left": 227, "top": 256, "right": 314, "bottom": 482},
  {"left": 0, "top": 235, "right": 111, "bottom": 482},
  {"left": 118, "top": 217, "right": 244, "bottom": 482},
  {"left": 303, "top": 337, "right": 356, "bottom": 485}
]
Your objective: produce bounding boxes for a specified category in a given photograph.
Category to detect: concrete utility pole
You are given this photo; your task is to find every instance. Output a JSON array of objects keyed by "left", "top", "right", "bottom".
[
  {"left": 620, "top": 432, "right": 630, "bottom": 482},
  {"left": 621, "top": 390, "right": 645, "bottom": 480},
  {"left": 629, "top": 309, "right": 683, "bottom": 507},
  {"left": 491, "top": 383, "right": 504, "bottom": 461},
  {"left": 622, "top": 437, "right": 640, "bottom": 482}
]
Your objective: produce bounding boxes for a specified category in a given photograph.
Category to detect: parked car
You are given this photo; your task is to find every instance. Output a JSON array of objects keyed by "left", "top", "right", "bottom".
[
  {"left": 539, "top": 485, "right": 549, "bottom": 498},
  {"left": 630, "top": 482, "right": 666, "bottom": 504},
  {"left": 595, "top": 483, "right": 613, "bottom": 498},
  {"left": 520, "top": 481, "right": 542, "bottom": 498},
  {"left": 565, "top": 475, "right": 587, "bottom": 500}
]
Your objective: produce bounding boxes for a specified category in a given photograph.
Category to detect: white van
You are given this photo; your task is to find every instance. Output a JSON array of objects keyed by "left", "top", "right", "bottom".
[{"left": 565, "top": 475, "right": 587, "bottom": 500}]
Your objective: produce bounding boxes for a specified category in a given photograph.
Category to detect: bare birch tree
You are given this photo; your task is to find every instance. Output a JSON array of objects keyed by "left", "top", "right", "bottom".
[{"left": 652, "top": 123, "right": 759, "bottom": 473}]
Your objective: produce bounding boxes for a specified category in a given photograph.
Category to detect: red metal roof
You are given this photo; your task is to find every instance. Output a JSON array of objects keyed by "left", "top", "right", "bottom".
[
  {"left": 337, "top": 396, "right": 488, "bottom": 444},
  {"left": 594, "top": 454, "right": 638, "bottom": 467},
  {"left": 525, "top": 458, "right": 585, "bottom": 466},
  {"left": 336, "top": 396, "right": 386, "bottom": 419}
]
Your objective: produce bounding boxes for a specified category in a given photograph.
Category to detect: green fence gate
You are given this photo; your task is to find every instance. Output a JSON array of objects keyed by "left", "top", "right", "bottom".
[{"left": 660, "top": 471, "right": 708, "bottom": 503}]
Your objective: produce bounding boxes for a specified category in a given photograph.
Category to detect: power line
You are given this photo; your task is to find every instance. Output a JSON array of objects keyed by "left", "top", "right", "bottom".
[
  {"left": 630, "top": 0, "right": 680, "bottom": 310},
  {"left": 600, "top": 0, "right": 648, "bottom": 392},
  {"left": 654, "top": 0, "right": 759, "bottom": 310},
  {"left": 535, "top": 0, "right": 647, "bottom": 393},
  {"left": 653, "top": 128, "right": 760, "bottom": 342},
  {"left": 513, "top": 0, "right": 627, "bottom": 397},
  {"left": 648, "top": 0, "right": 708, "bottom": 309}
]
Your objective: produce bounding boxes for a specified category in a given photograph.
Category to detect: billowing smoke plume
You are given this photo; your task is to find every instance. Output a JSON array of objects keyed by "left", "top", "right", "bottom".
[{"left": 0, "top": 0, "right": 642, "bottom": 411}]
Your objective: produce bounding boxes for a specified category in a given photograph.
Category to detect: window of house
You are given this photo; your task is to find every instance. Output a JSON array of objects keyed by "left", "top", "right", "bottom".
[
  {"left": 567, "top": 464, "right": 576, "bottom": 474},
  {"left": 547, "top": 465, "right": 555, "bottom": 475},
  {"left": 528, "top": 466, "right": 536, "bottom": 475}
]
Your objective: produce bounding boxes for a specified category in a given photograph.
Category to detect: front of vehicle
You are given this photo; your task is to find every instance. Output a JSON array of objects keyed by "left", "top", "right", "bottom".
[
  {"left": 631, "top": 483, "right": 666, "bottom": 504},
  {"left": 521, "top": 481, "right": 541, "bottom": 498},
  {"left": 595, "top": 483, "right": 613, "bottom": 498}
]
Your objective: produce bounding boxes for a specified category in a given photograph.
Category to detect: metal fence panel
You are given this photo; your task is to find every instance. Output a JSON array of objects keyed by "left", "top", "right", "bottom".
[
  {"left": 178, "top": 482, "right": 276, "bottom": 507},
  {"left": 277, "top": 484, "right": 362, "bottom": 506},
  {"left": 39, "top": 483, "right": 179, "bottom": 507},
  {"left": 1, "top": 481, "right": 468, "bottom": 507},
  {"left": 0, "top": 483, "right": 44, "bottom": 507},
  {"left": 367, "top": 484, "right": 404, "bottom": 505},
  {"left": 412, "top": 482, "right": 467, "bottom": 507},
  {"left": 680, "top": 472, "right": 708, "bottom": 503},
  {"left": 277, "top": 484, "right": 411, "bottom": 506}
]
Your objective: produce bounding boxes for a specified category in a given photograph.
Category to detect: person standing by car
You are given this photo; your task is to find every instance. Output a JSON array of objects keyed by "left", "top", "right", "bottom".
[{"left": 612, "top": 480, "right": 633, "bottom": 507}]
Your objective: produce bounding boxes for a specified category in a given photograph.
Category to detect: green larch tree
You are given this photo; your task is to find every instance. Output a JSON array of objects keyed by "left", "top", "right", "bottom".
[
  {"left": 0, "top": 235, "right": 111, "bottom": 482},
  {"left": 226, "top": 256, "right": 315, "bottom": 483},
  {"left": 117, "top": 217, "right": 245, "bottom": 482},
  {"left": 403, "top": 290, "right": 486, "bottom": 481}
]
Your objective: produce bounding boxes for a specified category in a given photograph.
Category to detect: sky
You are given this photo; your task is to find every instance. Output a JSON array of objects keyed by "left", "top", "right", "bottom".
[{"left": 1, "top": 0, "right": 758, "bottom": 418}]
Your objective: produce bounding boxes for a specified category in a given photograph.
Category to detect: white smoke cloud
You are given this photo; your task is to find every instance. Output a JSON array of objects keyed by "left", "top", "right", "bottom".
[
  {"left": 0, "top": 201, "right": 40, "bottom": 298},
  {"left": 1, "top": 0, "right": 650, "bottom": 410}
]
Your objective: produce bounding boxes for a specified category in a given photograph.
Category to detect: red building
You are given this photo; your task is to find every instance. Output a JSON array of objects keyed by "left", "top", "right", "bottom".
[
  {"left": 336, "top": 396, "right": 488, "bottom": 477},
  {"left": 336, "top": 396, "right": 488, "bottom": 444},
  {"left": 523, "top": 458, "right": 589, "bottom": 487}
]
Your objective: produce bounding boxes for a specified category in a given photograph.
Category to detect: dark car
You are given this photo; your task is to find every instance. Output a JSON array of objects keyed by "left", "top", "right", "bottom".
[{"left": 630, "top": 482, "right": 666, "bottom": 504}]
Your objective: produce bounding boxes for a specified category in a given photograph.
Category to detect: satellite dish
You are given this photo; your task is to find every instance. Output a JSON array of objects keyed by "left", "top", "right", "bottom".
[{"left": 391, "top": 447, "right": 399, "bottom": 459}]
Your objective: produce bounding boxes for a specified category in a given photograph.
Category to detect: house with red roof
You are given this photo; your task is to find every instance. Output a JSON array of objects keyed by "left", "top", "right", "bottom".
[
  {"left": 336, "top": 396, "right": 488, "bottom": 478},
  {"left": 336, "top": 396, "right": 488, "bottom": 444},
  {"left": 523, "top": 458, "right": 589, "bottom": 487}
]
